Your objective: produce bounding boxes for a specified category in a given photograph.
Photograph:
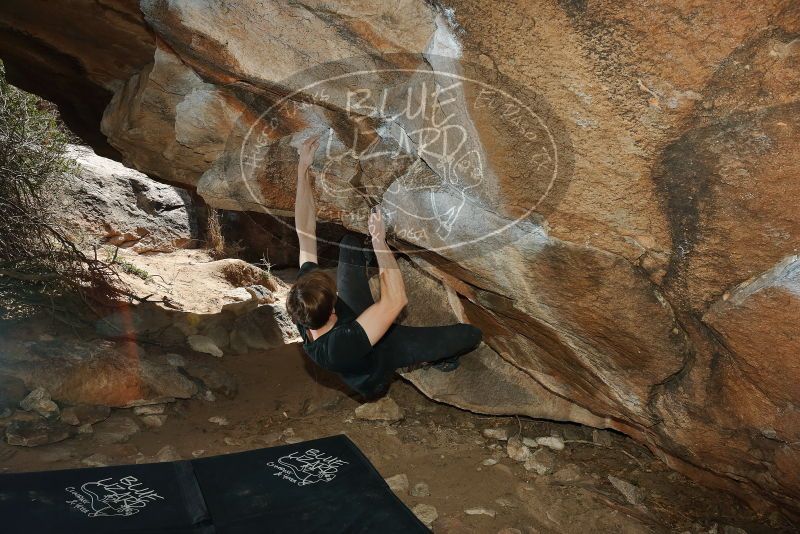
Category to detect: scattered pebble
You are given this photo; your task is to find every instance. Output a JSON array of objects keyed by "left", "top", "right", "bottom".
[
  {"left": 192, "top": 450, "right": 206, "bottom": 458},
  {"left": 385, "top": 473, "right": 409, "bottom": 494},
  {"left": 155, "top": 445, "right": 181, "bottom": 462},
  {"left": 482, "top": 428, "right": 509, "bottom": 441},
  {"left": 94, "top": 417, "right": 140, "bottom": 445},
  {"left": 354, "top": 397, "right": 404, "bottom": 422},
  {"left": 482, "top": 458, "right": 498, "bottom": 466},
  {"left": 224, "top": 437, "right": 243, "bottom": 446},
  {"left": 524, "top": 448, "right": 555, "bottom": 475},
  {"left": 82, "top": 453, "right": 111, "bottom": 467},
  {"left": 165, "top": 353, "right": 186, "bottom": 367},
  {"left": 536, "top": 436, "right": 565, "bottom": 450},
  {"left": 140, "top": 415, "right": 168, "bottom": 428},
  {"left": 61, "top": 405, "right": 110, "bottom": 427},
  {"left": 77, "top": 423, "right": 93, "bottom": 434},
  {"left": 465, "top": 507, "right": 497, "bottom": 518},
  {"left": 284, "top": 437, "right": 303, "bottom": 444},
  {"left": 553, "top": 464, "right": 583, "bottom": 483},
  {"left": 506, "top": 437, "right": 531, "bottom": 462},
  {"left": 19, "top": 388, "right": 59, "bottom": 420},
  {"left": 412, "top": 504, "right": 438, "bottom": 526},
  {"left": 187, "top": 334, "right": 223, "bottom": 357},
  {"left": 134, "top": 404, "right": 166, "bottom": 416},
  {"left": 608, "top": 475, "right": 645, "bottom": 505},
  {"left": 410, "top": 482, "right": 430, "bottom": 497},
  {"left": 208, "top": 416, "right": 229, "bottom": 426}
]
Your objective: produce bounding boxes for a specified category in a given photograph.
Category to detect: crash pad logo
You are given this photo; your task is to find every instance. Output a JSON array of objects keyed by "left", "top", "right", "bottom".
[
  {"left": 267, "top": 448, "right": 348, "bottom": 487},
  {"left": 64, "top": 476, "right": 164, "bottom": 517}
]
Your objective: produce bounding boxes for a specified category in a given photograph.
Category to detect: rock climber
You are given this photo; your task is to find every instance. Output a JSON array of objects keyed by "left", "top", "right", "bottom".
[{"left": 286, "top": 135, "right": 483, "bottom": 398}]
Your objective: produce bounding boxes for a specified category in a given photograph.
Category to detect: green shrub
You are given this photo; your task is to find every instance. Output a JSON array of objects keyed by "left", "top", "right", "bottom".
[{"left": 0, "top": 62, "right": 120, "bottom": 319}]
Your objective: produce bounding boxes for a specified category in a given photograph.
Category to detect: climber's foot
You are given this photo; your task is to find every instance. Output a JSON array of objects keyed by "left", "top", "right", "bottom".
[{"left": 431, "top": 356, "right": 460, "bottom": 372}]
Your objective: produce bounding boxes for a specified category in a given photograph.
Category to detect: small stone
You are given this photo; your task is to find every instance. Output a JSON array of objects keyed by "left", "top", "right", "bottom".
[
  {"left": 78, "top": 424, "right": 94, "bottom": 434},
  {"left": 608, "top": 475, "right": 645, "bottom": 505},
  {"left": 482, "top": 458, "right": 498, "bottom": 466},
  {"left": 60, "top": 405, "right": 110, "bottom": 426},
  {"left": 536, "top": 436, "right": 565, "bottom": 450},
  {"left": 521, "top": 437, "right": 538, "bottom": 448},
  {"left": 523, "top": 459, "right": 550, "bottom": 475},
  {"left": 553, "top": 464, "right": 583, "bottom": 483},
  {"left": 94, "top": 417, "right": 140, "bottom": 445},
  {"left": 155, "top": 445, "right": 181, "bottom": 462},
  {"left": 6, "top": 419, "right": 72, "bottom": 447},
  {"left": 82, "top": 405, "right": 112, "bottom": 424},
  {"left": 165, "top": 353, "right": 186, "bottom": 367},
  {"left": 203, "top": 390, "right": 217, "bottom": 402},
  {"left": 284, "top": 437, "right": 303, "bottom": 444},
  {"left": 592, "top": 429, "right": 614, "bottom": 447},
  {"left": 524, "top": 448, "right": 556, "bottom": 474},
  {"left": 506, "top": 437, "right": 531, "bottom": 462},
  {"left": 82, "top": 453, "right": 111, "bottom": 467},
  {"left": 494, "top": 497, "right": 517, "bottom": 508},
  {"left": 412, "top": 504, "right": 438, "bottom": 526},
  {"left": 385, "top": 473, "right": 409, "bottom": 494},
  {"left": 465, "top": 507, "right": 497, "bottom": 518},
  {"left": 187, "top": 335, "right": 224, "bottom": 357},
  {"left": 354, "top": 397, "right": 404, "bottom": 422},
  {"left": 183, "top": 361, "right": 238, "bottom": 399},
  {"left": 134, "top": 404, "right": 166, "bottom": 415},
  {"left": 410, "top": 482, "right": 430, "bottom": 497},
  {"left": 191, "top": 449, "right": 205, "bottom": 458},
  {"left": 140, "top": 414, "right": 168, "bottom": 428},
  {"left": 224, "top": 437, "right": 243, "bottom": 446},
  {"left": 19, "top": 388, "right": 59, "bottom": 419},
  {"left": 208, "top": 416, "right": 229, "bottom": 426},
  {"left": 482, "top": 428, "right": 509, "bottom": 441}
]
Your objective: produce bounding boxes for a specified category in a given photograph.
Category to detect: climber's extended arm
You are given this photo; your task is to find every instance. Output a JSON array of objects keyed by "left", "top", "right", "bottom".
[
  {"left": 295, "top": 135, "right": 320, "bottom": 267},
  {"left": 355, "top": 210, "right": 408, "bottom": 346}
]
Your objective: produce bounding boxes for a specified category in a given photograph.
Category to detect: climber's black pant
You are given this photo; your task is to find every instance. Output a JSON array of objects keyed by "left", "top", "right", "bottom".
[{"left": 336, "top": 234, "right": 482, "bottom": 394}]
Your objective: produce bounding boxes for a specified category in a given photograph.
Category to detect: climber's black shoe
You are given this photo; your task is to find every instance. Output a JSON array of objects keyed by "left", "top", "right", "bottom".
[{"left": 431, "top": 356, "right": 460, "bottom": 372}]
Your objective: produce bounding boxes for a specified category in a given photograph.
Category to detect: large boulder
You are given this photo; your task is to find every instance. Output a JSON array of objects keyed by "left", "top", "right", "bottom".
[
  {"left": 61, "top": 145, "right": 198, "bottom": 252},
  {"left": 0, "top": 0, "right": 798, "bottom": 518},
  {"left": 0, "top": 338, "right": 197, "bottom": 408}
]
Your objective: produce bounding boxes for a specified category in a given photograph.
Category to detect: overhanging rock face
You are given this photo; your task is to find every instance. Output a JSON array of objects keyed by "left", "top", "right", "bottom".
[{"left": 1, "top": 0, "right": 799, "bottom": 518}]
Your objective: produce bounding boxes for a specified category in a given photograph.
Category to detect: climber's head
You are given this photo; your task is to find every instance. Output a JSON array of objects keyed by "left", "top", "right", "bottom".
[{"left": 286, "top": 270, "right": 337, "bottom": 329}]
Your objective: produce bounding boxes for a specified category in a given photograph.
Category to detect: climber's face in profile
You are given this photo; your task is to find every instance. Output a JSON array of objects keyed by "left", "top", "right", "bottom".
[{"left": 286, "top": 270, "right": 337, "bottom": 330}]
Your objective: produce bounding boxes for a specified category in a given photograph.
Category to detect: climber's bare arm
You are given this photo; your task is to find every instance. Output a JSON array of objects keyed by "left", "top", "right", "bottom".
[
  {"left": 295, "top": 135, "right": 320, "bottom": 266},
  {"left": 356, "top": 210, "right": 408, "bottom": 346}
]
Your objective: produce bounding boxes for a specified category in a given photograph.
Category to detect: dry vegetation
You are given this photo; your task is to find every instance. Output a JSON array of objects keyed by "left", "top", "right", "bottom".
[
  {"left": 206, "top": 207, "right": 243, "bottom": 259},
  {"left": 220, "top": 262, "right": 278, "bottom": 291}
]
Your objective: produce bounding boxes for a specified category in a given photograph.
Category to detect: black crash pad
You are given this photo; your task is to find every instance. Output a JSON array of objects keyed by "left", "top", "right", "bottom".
[{"left": 0, "top": 434, "right": 429, "bottom": 534}]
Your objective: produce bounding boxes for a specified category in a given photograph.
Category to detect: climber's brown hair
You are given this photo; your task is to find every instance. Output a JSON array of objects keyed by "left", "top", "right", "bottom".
[{"left": 286, "top": 270, "right": 337, "bottom": 329}]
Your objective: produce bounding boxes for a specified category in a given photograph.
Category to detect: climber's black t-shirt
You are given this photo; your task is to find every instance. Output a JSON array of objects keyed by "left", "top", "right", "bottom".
[{"left": 294, "top": 261, "right": 379, "bottom": 395}]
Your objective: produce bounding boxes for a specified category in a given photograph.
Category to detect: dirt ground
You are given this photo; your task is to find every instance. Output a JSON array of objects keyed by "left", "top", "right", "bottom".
[{"left": 0, "top": 337, "right": 793, "bottom": 534}]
